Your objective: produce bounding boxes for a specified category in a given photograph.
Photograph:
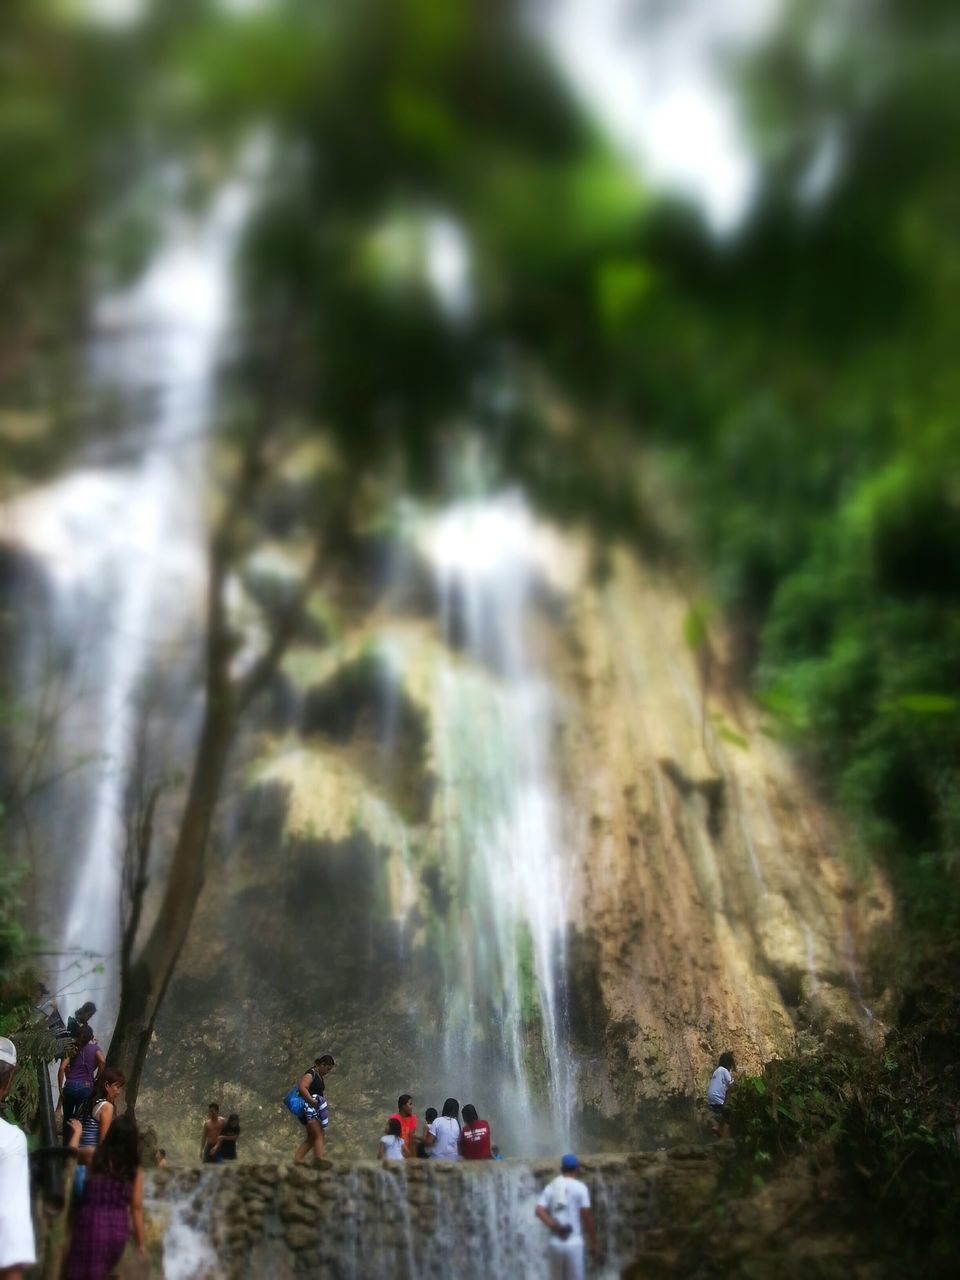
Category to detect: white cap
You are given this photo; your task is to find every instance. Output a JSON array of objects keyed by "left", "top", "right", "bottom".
[{"left": 0, "top": 1037, "right": 17, "bottom": 1067}]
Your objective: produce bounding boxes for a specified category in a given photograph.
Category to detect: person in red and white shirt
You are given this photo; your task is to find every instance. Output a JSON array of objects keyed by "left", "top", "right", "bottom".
[{"left": 459, "top": 1103, "right": 493, "bottom": 1159}]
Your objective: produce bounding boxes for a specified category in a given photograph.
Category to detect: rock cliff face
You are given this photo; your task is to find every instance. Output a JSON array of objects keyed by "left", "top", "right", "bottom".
[
  {"left": 557, "top": 547, "right": 892, "bottom": 1126},
  {"left": 141, "top": 501, "right": 892, "bottom": 1160}
]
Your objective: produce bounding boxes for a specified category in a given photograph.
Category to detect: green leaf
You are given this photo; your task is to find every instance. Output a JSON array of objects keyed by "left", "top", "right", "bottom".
[{"left": 881, "top": 693, "right": 959, "bottom": 715}]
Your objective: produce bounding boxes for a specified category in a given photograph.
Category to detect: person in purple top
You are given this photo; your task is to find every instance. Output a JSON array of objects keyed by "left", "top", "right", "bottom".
[{"left": 58, "top": 1024, "right": 104, "bottom": 1144}]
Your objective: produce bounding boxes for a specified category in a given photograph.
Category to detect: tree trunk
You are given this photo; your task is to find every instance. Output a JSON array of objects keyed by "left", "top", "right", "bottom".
[{"left": 107, "top": 695, "right": 236, "bottom": 1108}]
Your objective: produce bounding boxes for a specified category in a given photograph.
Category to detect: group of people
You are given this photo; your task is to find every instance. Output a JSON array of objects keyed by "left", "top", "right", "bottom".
[
  {"left": 199, "top": 1102, "right": 241, "bottom": 1163},
  {"left": 283, "top": 1059, "right": 500, "bottom": 1166},
  {"left": 1, "top": 1018, "right": 144, "bottom": 1280},
  {"left": 0, "top": 991, "right": 740, "bottom": 1280},
  {"left": 378, "top": 1096, "right": 498, "bottom": 1162}
]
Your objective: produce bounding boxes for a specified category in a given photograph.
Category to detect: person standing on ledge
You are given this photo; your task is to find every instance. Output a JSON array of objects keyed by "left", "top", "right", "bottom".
[
  {"left": 707, "top": 1051, "right": 736, "bottom": 1138},
  {"left": 288, "top": 1054, "right": 335, "bottom": 1163},
  {"left": 535, "top": 1153, "right": 599, "bottom": 1280},
  {"left": 200, "top": 1102, "right": 224, "bottom": 1163},
  {"left": 0, "top": 1038, "right": 37, "bottom": 1280}
]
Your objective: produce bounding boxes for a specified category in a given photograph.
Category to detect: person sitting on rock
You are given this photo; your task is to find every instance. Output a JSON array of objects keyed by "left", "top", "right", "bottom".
[
  {"left": 416, "top": 1107, "right": 437, "bottom": 1158},
  {"left": 459, "top": 1103, "right": 493, "bottom": 1159},
  {"left": 389, "top": 1094, "right": 418, "bottom": 1154},
  {"left": 707, "top": 1051, "right": 736, "bottom": 1137},
  {"left": 200, "top": 1101, "right": 224, "bottom": 1163},
  {"left": 423, "top": 1098, "right": 461, "bottom": 1160},
  {"left": 378, "top": 1117, "right": 409, "bottom": 1162}
]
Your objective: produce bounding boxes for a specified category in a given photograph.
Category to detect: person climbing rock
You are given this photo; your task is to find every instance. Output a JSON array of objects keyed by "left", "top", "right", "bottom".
[
  {"left": 287, "top": 1054, "right": 336, "bottom": 1163},
  {"left": 0, "top": 1038, "right": 37, "bottom": 1280},
  {"left": 389, "top": 1094, "right": 418, "bottom": 1153},
  {"left": 66, "top": 1002, "right": 98, "bottom": 1041},
  {"left": 58, "top": 1024, "right": 105, "bottom": 1144},
  {"left": 707, "top": 1051, "right": 736, "bottom": 1138},
  {"left": 460, "top": 1103, "right": 493, "bottom": 1159},
  {"left": 535, "top": 1153, "right": 599, "bottom": 1280},
  {"left": 200, "top": 1101, "right": 225, "bottom": 1163},
  {"left": 64, "top": 1114, "right": 145, "bottom": 1278}
]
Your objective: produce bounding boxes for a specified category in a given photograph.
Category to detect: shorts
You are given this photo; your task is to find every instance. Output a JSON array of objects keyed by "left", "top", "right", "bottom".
[
  {"left": 290, "top": 1095, "right": 329, "bottom": 1129},
  {"left": 709, "top": 1103, "right": 725, "bottom": 1119}
]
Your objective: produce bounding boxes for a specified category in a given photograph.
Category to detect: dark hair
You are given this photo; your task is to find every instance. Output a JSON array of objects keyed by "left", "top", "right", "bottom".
[
  {"left": 718, "top": 1052, "right": 736, "bottom": 1071},
  {"left": 0, "top": 1062, "right": 14, "bottom": 1092},
  {"left": 397, "top": 1093, "right": 413, "bottom": 1111},
  {"left": 92, "top": 1114, "right": 140, "bottom": 1182},
  {"left": 425, "top": 1107, "right": 437, "bottom": 1124},
  {"left": 79, "top": 1002, "right": 97, "bottom": 1017},
  {"left": 462, "top": 1103, "right": 478, "bottom": 1125},
  {"left": 67, "top": 1024, "right": 95, "bottom": 1059},
  {"left": 157, "top": 1149, "right": 166, "bottom": 1159},
  {"left": 315, "top": 1055, "right": 336, "bottom": 1068},
  {"left": 208, "top": 1101, "right": 220, "bottom": 1112},
  {"left": 87, "top": 1066, "right": 125, "bottom": 1113},
  {"left": 224, "top": 1114, "right": 240, "bottom": 1135},
  {"left": 386, "top": 1117, "right": 402, "bottom": 1138},
  {"left": 441, "top": 1097, "right": 460, "bottom": 1120}
]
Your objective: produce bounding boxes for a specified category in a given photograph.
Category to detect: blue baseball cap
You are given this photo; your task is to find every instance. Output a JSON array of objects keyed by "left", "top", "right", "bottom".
[{"left": 561, "top": 1153, "right": 579, "bottom": 1171}]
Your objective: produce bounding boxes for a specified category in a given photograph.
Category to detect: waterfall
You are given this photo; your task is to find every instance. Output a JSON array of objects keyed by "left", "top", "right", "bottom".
[
  {"left": 420, "top": 492, "right": 574, "bottom": 1149},
  {"left": 3, "top": 169, "right": 256, "bottom": 1029},
  {"left": 149, "top": 1157, "right": 653, "bottom": 1280}
]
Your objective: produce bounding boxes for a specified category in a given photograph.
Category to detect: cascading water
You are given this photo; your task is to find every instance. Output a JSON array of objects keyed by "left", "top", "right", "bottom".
[
  {"left": 149, "top": 1157, "right": 652, "bottom": 1280},
  {"left": 3, "top": 168, "right": 256, "bottom": 1029},
  {"left": 420, "top": 492, "right": 575, "bottom": 1149}
]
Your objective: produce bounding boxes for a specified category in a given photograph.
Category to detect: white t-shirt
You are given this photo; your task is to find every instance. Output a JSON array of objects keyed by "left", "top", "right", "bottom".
[
  {"left": 538, "top": 1174, "right": 591, "bottom": 1241},
  {"left": 380, "top": 1133, "right": 405, "bottom": 1161},
  {"left": 0, "top": 1115, "right": 37, "bottom": 1270},
  {"left": 707, "top": 1065, "right": 734, "bottom": 1106},
  {"left": 427, "top": 1116, "right": 461, "bottom": 1160}
]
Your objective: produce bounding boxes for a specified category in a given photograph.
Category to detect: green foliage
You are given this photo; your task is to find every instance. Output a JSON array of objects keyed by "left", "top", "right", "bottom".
[
  {"left": 727, "top": 997, "right": 960, "bottom": 1258},
  {"left": 0, "top": 860, "right": 57, "bottom": 1133}
]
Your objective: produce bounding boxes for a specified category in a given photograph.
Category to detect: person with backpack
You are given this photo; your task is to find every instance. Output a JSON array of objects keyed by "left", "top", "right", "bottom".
[
  {"left": 535, "top": 1153, "right": 599, "bottom": 1280},
  {"left": 286, "top": 1055, "right": 335, "bottom": 1163},
  {"left": 66, "top": 1002, "right": 97, "bottom": 1041}
]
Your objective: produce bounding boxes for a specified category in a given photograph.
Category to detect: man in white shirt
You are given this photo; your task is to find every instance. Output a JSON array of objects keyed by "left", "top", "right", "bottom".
[
  {"left": 535, "top": 1153, "right": 599, "bottom": 1280},
  {"left": 0, "top": 1037, "right": 36, "bottom": 1280}
]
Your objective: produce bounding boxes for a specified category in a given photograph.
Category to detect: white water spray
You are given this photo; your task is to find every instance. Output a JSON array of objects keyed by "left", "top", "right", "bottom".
[
  {"left": 4, "top": 170, "right": 257, "bottom": 1029},
  {"left": 421, "top": 491, "right": 575, "bottom": 1147}
]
